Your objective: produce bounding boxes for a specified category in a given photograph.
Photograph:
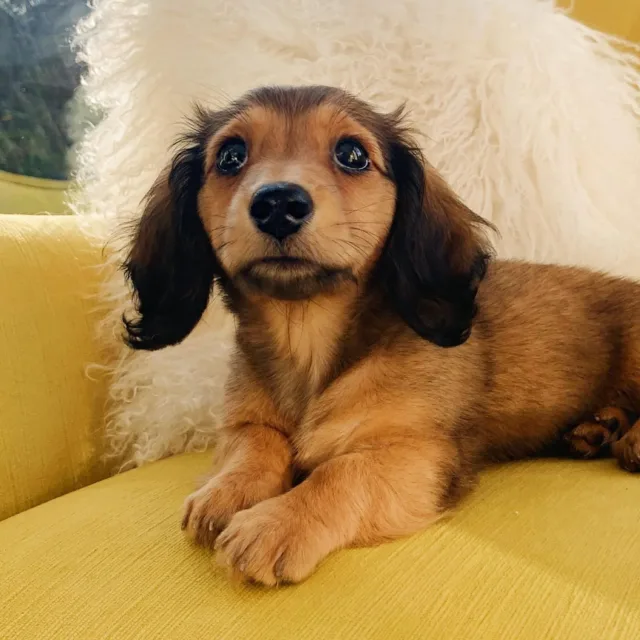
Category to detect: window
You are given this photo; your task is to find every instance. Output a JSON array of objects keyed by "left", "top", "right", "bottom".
[{"left": 0, "top": 0, "right": 94, "bottom": 184}]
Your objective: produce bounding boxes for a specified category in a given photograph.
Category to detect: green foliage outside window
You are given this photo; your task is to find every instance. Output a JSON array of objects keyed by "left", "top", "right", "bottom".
[{"left": 0, "top": 0, "right": 95, "bottom": 181}]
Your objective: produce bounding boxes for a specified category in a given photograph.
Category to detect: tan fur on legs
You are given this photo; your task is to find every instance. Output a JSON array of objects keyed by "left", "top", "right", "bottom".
[
  {"left": 214, "top": 347, "right": 474, "bottom": 585},
  {"left": 216, "top": 435, "right": 452, "bottom": 586},
  {"left": 182, "top": 424, "right": 292, "bottom": 547}
]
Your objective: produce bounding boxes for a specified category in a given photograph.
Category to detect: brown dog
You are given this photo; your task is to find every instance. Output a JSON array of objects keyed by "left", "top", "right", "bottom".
[{"left": 123, "top": 85, "right": 640, "bottom": 586}]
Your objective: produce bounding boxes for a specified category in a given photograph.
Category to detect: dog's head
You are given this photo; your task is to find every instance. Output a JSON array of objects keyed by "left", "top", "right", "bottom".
[{"left": 123, "top": 85, "right": 492, "bottom": 350}]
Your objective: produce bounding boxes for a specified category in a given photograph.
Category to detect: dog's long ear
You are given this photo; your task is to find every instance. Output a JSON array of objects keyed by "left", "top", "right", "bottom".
[
  {"left": 123, "top": 114, "right": 220, "bottom": 351},
  {"left": 377, "top": 134, "right": 493, "bottom": 347}
]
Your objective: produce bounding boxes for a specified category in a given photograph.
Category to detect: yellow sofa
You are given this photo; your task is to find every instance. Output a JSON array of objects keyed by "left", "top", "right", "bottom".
[
  {"left": 1, "top": 213, "right": 640, "bottom": 639},
  {"left": 0, "top": 171, "right": 70, "bottom": 216}
]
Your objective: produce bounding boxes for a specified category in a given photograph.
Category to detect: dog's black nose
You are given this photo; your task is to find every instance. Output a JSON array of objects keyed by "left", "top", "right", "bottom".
[{"left": 249, "top": 182, "right": 313, "bottom": 241}]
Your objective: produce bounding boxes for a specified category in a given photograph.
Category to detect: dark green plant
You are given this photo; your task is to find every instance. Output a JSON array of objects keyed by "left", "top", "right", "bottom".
[{"left": 0, "top": 0, "right": 91, "bottom": 180}]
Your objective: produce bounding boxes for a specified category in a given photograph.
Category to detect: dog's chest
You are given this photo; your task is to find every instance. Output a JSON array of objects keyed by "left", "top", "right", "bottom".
[
  {"left": 252, "top": 300, "right": 353, "bottom": 427},
  {"left": 267, "top": 326, "right": 339, "bottom": 424}
]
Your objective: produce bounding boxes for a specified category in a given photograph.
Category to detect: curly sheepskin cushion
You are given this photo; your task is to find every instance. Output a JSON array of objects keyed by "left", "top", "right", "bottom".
[{"left": 72, "top": 0, "right": 640, "bottom": 467}]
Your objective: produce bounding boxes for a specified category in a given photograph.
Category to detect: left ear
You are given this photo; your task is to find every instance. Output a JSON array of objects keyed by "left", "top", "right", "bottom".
[{"left": 376, "top": 136, "right": 493, "bottom": 347}]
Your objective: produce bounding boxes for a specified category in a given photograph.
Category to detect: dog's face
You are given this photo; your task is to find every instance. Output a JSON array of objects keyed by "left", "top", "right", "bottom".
[
  {"left": 124, "top": 86, "right": 492, "bottom": 350},
  {"left": 199, "top": 88, "right": 395, "bottom": 300}
]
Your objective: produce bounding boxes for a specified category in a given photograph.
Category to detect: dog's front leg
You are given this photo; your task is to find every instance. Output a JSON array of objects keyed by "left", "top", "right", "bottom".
[
  {"left": 182, "top": 423, "right": 293, "bottom": 548},
  {"left": 215, "top": 430, "right": 454, "bottom": 586}
]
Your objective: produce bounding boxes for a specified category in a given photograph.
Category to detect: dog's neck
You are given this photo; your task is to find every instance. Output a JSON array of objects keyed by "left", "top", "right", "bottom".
[{"left": 235, "top": 284, "right": 385, "bottom": 422}]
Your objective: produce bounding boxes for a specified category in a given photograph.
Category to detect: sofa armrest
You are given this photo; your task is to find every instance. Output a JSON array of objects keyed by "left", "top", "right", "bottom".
[{"left": 0, "top": 215, "right": 110, "bottom": 519}]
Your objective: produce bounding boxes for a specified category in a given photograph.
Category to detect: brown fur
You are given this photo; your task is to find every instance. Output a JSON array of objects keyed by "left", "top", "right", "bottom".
[
  {"left": 123, "top": 86, "right": 640, "bottom": 586},
  {"left": 563, "top": 406, "right": 634, "bottom": 459}
]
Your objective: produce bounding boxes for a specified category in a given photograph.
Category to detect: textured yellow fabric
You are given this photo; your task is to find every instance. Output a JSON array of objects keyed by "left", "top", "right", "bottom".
[
  {"left": 0, "top": 171, "right": 70, "bottom": 215},
  {"left": 565, "top": 0, "right": 640, "bottom": 42},
  {"left": 1, "top": 452, "right": 638, "bottom": 640},
  {"left": 0, "top": 215, "right": 109, "bottom": 519}
]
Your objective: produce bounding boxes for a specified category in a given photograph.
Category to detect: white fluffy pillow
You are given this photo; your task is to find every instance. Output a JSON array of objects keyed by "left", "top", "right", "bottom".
[{"left": 73, "top": 0, "right": 640, "bottom": 467}]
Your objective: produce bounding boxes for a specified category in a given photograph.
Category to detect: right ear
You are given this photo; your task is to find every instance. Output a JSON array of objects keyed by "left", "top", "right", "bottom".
[{"left": 123, "top": 131, "right": 220, "bottom": 351}]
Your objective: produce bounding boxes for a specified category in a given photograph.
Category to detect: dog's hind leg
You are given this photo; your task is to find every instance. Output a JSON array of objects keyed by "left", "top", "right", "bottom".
[
  {"left": 612, "top": 419, "right": 640, "bottom": 472},
  {"left": 563, "top": 406, "right": 634, "bottom": 460}
]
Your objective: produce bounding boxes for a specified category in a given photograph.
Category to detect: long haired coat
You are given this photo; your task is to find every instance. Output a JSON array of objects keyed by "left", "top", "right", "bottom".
[{"left": 124, "top": 86, "right": 640, "bottom": 585}]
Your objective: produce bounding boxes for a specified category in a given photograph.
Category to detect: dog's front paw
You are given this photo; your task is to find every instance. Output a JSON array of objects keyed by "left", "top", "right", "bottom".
[
  {"left": 182, "top": 471, "right": 285, "bottom": 548},
  {"left": 215, "top": 497, "right": 329, "bottom": 586},
  {"left": 182, "top": 476, "right": 244, "bottom": 548}
]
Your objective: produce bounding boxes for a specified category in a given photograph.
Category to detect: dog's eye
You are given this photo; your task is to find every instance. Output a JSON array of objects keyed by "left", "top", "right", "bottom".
[
  {"left": 216, "top": 138, "right": 248, "bottom": 175},
  {"left": 334, "top": 138, "right": 370, "bottom": 172}
]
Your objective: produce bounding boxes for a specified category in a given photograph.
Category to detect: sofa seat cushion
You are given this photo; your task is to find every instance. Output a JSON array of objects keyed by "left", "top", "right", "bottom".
[{"left": 1, "top": 452, "right": 639, "bottom": 639}]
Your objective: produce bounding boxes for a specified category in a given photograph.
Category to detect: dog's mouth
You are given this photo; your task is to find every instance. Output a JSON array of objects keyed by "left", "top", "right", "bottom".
[
  {"left": 238, "top": 257, "right": 354, "bottom": 300},
  {"left": 257, "top": 256, "right": 315, "bottom": 268}
]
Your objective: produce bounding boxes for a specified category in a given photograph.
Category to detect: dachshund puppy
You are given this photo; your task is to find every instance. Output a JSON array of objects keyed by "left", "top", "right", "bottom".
[{"left": 123, "top": 85, "right": 640, "bottom": 586}]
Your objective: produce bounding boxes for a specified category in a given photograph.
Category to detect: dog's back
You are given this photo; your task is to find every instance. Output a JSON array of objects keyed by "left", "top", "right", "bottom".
[{"left": 473, "top": 260, "right": 640, "bottom": 459}]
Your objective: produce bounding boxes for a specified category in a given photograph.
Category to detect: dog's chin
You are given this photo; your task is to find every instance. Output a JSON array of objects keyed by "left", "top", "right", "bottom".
[{"left": 237, "top": 258, "right": 355, "bottom": 301}]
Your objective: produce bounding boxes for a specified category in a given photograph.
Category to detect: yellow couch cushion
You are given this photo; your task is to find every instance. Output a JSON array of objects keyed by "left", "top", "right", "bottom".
[
  {"left": 0, "top": 215, "right": 109, "bottom": 519},
  {"left": 0, "top": 171, "right": 70, "bottom": 215},
  {"left": 1, "top": 452, "right": 638, "bottom": 639},
  {"left": 564, "top": 0, "right": 640, "bottom": 42}
]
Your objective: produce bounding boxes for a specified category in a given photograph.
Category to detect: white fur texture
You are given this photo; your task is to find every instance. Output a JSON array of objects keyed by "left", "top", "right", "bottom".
[{"left": 72, "top": 0, "right": 640, "bottom": 467}]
